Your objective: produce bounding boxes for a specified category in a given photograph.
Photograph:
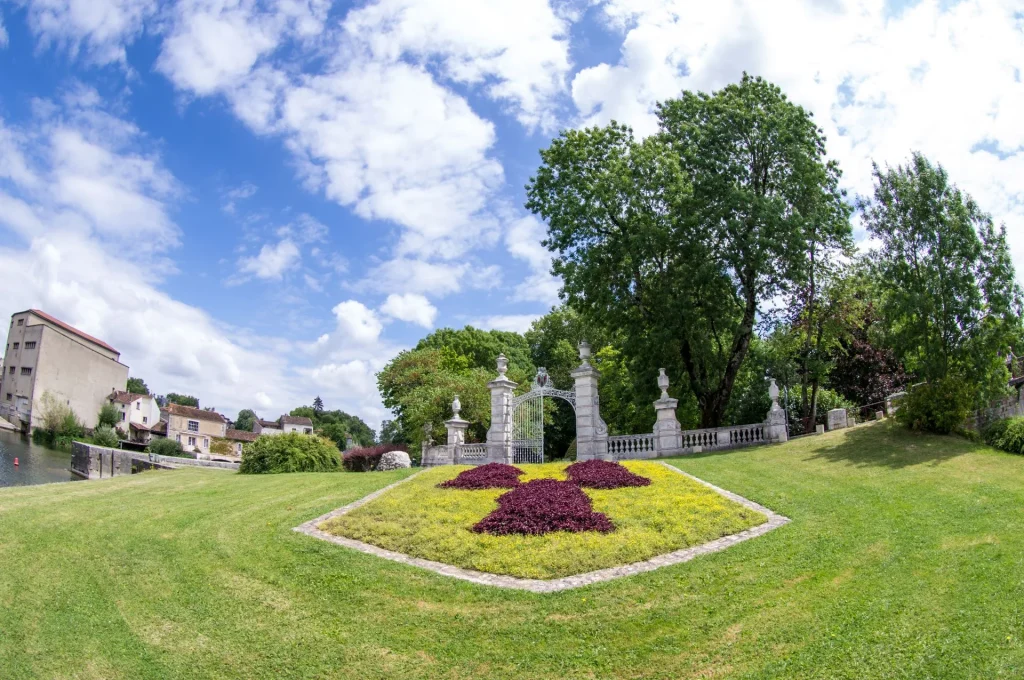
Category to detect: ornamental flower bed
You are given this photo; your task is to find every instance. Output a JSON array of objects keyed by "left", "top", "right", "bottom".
[
  {"left": 565, "top": 459, "right": 652, "bottom": 489},
  {"left": 438, "top": 462, "right": 524, "bottom": 489},
  {"left": 472, "top": 479, "right": 614, "bottom": 536}
]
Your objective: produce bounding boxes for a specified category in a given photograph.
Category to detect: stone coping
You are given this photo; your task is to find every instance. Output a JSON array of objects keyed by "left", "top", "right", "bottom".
[{"left": 293, "top": 462, "right": 790, "bottom": 593}]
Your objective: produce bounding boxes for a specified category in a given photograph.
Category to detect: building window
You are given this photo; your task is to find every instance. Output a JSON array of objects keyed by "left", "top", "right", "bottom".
[
  {"left": 142, "top": 416, "right": 148, "bottom": 424},
  {"left": 121, "top": 412, "right": 126, "bottom": 421},
  {"left": 188, "top": 436, "right": 197, "bottom": 447},
  {"left": 188, "top": 420, "right": 199, "bottom": 432},
  {"left": 4, "top": 394, "right": 10, "bottom": 401},
  {"left": 16, "top": 319, "right": 23, "bottom": 326},
  {"left": 203, "top": 438, "right": 209, "bottom": 448},
  {"left": 20, "top": 367, "right": 31, "bottom": 376},
  {"left": 12, "top": 343, "right": 18, "bottom": 350},
  {"left": 7, "top": 367, "right": 13, "bottom": 375},
  {"left": 135, "top": 401, "right": 140, "bottom": 410},
  {"left": 304, "top": 428, "right": 312, "bottom": 435},
  {"left": 176, "top": 434, "right": 181, "bottom": 443},
  {"left": 24, "top": 342, "right": 35, "bottom": 350}
]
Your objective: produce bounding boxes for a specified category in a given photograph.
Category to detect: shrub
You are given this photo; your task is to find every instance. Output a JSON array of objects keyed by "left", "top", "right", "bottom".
[
  {"left": 97, "top": 403, "right": 120, "bottom": 429},
  {"left": 472, "top": 479, "right": 614, "bottom": 536},
  {"left": 983, "top": 417, "right": 1024, "bottom": 455},
  {"left": 91, "top": 425, "right": 120, "bottom": 448},
  {"left": 342, "top": 444, "right": 408, "bottom": 472},
  {"left": 149, "top": 437, "right": 187, "bottom": 458},
  {"left": 895, "top": 378, "right": 974, "bottom": 434},
  {"left": 439, "top": 463, "right": 524, "bottom": 489},
  {"left": 240, "top": 433, "right": 340, "bottom": 474},
  {"left": 565, "top": 459, "right": 651, "bottom": 489}
]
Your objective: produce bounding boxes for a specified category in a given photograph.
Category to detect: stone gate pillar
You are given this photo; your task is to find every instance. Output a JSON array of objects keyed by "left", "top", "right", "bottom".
[
  {"left": 653, "top": 369, "right": 683, "bottom": 457},
  {"left": 445, "top": 395, "right": 470, "bottom": 446},
  {"left": 765, "top": 379, "right": 789, "bottom": 443},
  {"left": 572, "top": 341, "right": 610, "bottom": 461},
  {"left": 486, "top": 354, "right": 517, "bottom": 464}
]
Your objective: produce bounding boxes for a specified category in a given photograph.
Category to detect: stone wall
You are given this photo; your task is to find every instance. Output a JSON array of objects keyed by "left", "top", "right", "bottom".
[{"left": 72, "top": 441, "right": 239, "bottom": 479}]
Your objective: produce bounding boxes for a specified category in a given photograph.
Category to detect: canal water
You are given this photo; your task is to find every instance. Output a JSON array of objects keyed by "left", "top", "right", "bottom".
[{"left": 0, "top": 430, "right": 81, "bottom": 487}]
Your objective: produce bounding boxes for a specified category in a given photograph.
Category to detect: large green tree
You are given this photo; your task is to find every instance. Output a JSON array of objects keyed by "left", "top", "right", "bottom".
[
  {"left": 126, "top": 377, "right": 149, "bottom": 395},
  {"left": 527, "top": 75, "right": 851, "bottom": 426},
  {"left": 234, "top": 409, "right": 257, "bottom": 432},
  {"left": 165, "top": 393, "right": 199, "bottom": 408},
  {"left": 861, "top": 153, "right": 1023, "bottom": 398},
  {"left": 378, "top": 327, "right": 536, "bottom": 451}
]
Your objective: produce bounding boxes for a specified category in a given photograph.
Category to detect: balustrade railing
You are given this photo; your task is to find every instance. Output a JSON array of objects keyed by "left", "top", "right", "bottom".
[
  {"left": 607, "top": 434, "right": 657, "bottom": 457},
  {"left": 681, "top": 428, "right": 719, "bottom": 450},
  {"left": 457, "top": 443, "right": 489, "bottom": 461},
  {"left": 722, "top": 423, "right": 765, "bottom": 447}
]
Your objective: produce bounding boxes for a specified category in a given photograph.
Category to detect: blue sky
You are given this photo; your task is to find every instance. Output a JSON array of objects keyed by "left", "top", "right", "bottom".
[{"left": 0, "top": 0, "right": 1021, "bottom": 430}]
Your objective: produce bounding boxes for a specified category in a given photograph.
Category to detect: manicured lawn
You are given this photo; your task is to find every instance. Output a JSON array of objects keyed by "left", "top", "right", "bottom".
[
  {"left": 3, "top": 423, "right": 1024, "bottom": 678},
  {"left": 320, "top": 461, "right": 765, "bottom": 579}
]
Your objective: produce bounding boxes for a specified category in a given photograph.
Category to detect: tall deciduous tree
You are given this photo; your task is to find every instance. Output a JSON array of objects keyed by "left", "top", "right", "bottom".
[
  {"left": 234, "top": 409, "right": 257, "bottom": 432},
  {"left": 527, "top": 75, "right": 851, "bottom": 426},
  {"left": 861, "top": 153, "right": 1023, "bottom": 398},
  {"left": 126, "top": 377, "right": 149, "bottom": 395}
]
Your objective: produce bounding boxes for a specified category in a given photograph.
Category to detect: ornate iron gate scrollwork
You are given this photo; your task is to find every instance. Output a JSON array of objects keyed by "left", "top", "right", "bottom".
[{"left": 509, "top": 368, "right": 576, "bottom": 464}]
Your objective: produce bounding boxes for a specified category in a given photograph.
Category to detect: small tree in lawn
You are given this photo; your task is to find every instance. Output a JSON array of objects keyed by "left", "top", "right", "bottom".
[{"left": 861, "top": 154, "right": 1023, "bottom": 424}]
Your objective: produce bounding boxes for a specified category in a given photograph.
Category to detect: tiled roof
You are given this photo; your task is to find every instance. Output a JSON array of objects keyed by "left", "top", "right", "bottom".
[
  {"left": 27, "top": 309, "right": 119, "bottom": 355},
  {"left": 165, "top": 403, "right": 227, "bottom": 423},
  {"left": 225, "top": 429, "right": 259, "bottom": 442},
  {"left": 110, "top": 390, "right": 147, "bottom": 404},
  {"left": 280, "top": 415, "right": 314, "bottom": 426},
  {"left": 150, "top": 420, "right": 168, "bottom": 435},
  {"left": 258, "top": 419, "right": 280, "bottom": 428}
]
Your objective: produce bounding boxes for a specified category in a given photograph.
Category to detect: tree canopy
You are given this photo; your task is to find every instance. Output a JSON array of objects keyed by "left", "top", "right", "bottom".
[
  {"left": 126, "top": 377, "right": 149, "bottom": 395},
  {"left": 234, "top": 409, "right": 257, "bottom": 433},
  {"left": 861, "top": 153, "right": 1023, "bottom": 398},
  {"left": 288, "top": 405, "right": 375, "bottom": 448},
  {"left": 165, "top": 393, "right": 199, "bottom": 408},
  {"left": 527, "top": 74, "right": 851, "bottom": 427}
]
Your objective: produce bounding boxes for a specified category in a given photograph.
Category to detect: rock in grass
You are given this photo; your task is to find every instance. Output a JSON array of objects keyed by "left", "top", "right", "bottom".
[{"left": 376, "top": 450, "right": 412, "bottom": 471}]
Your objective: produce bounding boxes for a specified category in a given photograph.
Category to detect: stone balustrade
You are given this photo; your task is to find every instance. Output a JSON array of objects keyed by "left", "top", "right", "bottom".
[
  {"left": 457, "top": 443, "right": 489, "bottom": 462},
  {"left": 607, "top": 434, "right": 657, "bottom": 459}
]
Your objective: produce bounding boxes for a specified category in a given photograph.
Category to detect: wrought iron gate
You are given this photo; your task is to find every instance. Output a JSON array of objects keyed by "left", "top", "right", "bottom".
[{"left": 509, "top": 368, "right": 575, "bottom": 464}]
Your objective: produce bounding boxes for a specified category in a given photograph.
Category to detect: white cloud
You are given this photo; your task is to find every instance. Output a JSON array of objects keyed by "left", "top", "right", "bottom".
[
  {"left": 505, "top": 215, "right": 561, "bottom": 305},
  {"left": 221, "top": 180, "right": 257, "bottom": 214},
  {"left": 156, "top": 0, "right": 329, "bottom": 95},
  {"left": 575, "top": 0, "right": 1024, "bottom": 282},
  {"left": 329, "top": 300, "right": 383, "bottom": 345},
  {"left": 17, "top": 0, "right": 157, "bottom": 65},
  {"left": 469, "top": 314, "right": 542, "bottom": 334},
  {"left": 0, "top": 14, "right": 8, "bottom": 47},
  {"left": 275, "top": 213, "right": 327, "bottom": 244},
  {"left": 235, "top": 238, "right": 300, "bottom": 281},
  {"left": 342, "top": 0, "right": 572, "bottom": 130},
  {"left": 380, "top": 293, "right": 437, "bottom": 328},
  {"left": 358, "top": 258, "right": 467, "bottom": 297}
]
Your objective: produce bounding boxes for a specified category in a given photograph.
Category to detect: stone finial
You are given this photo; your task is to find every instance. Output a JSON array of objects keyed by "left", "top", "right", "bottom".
[
  {"left": 452, "top": 395, "right": 462, "bottom": 419},
  {"left": 422, "top": 421, "right": 433, "bottom": 445},
  {"left": 657, "top": 368, "right": 670, "bottom": 400},
  {"left": 768, "top": 378, "right": 780, "bottom": 406},
  {"left": 496, "top": 353, "right": 508, "bottom": 378},
  {"left": 578, "top": 340, "right": 591, "bottom": 365}
]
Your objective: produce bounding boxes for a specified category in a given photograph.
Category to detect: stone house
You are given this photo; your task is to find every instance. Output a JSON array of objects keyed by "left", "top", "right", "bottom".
[
  {"left": 254, "top": 415, "right": 314, "bottom": 435},
  {"left": 0, "top": 309, "right": 129, "bottom": 431},
  {"left": 225, "top": 428, "right": 259, "bottom": 457},
  {"left": 162, "top": 403, "right": 228, "bottom": 455},
  {"left": 108, "top": 390, "right": 162, "bottom": 442}
]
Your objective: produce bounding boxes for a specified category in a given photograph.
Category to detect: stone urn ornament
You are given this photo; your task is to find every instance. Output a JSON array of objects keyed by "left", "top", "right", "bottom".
[
  {"left": 657, "top": 368, "right": 670, "bottom": 400},
  {"left": 452, "top": 394, "right": 462, "bottom": 419},
  {"left": 422, "top": 421, "right": 434, "bottom": 446},
  {"left": 496, "top": 353, "right": 508, "bottom": 378},
  {"left": 578, "top": 340, "right": 592, "bottom": 365}
]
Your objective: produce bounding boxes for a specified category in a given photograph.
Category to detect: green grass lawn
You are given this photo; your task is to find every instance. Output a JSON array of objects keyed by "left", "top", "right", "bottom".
[
  {"left": 3, "top": 423, "right": 1024, "bottom": 678},
  {"left": 320, "top": 461, "right": 765, "bottom": 579}
]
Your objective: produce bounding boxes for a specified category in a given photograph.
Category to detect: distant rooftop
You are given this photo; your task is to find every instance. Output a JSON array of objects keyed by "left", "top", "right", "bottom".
[{"left": 21, "top": 309, "right": 119, "bottom": 355}]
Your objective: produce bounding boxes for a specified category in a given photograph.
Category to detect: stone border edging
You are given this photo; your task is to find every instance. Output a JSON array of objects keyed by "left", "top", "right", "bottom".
[{"left": 293, "top": 463, "right": 790, "bottom": 593}]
